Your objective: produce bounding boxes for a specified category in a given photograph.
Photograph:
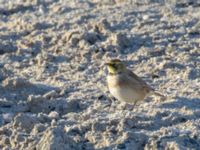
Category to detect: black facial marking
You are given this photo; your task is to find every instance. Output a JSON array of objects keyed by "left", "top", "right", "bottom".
[{"left": 112, "top": 64, "right": 117, "bottom": 68}]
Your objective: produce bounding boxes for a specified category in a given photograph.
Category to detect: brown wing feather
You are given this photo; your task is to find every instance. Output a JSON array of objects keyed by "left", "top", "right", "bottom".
[
  {"left": 125, "top": 69, "right": 166, "bottom": 98},
  {"left": 125, "top": 69, "right": 154, "bottom": 92}
]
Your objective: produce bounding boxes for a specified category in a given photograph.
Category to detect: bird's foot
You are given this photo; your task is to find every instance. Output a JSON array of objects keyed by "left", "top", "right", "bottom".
[{"left": 118, "top": 103, "right": 135, "bottom": 111}]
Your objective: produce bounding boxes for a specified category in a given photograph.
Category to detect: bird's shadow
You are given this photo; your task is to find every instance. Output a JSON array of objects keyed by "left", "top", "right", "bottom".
[
  {"left": 97, "top": 96, "right": 200, "bottom": 149},
  {"left": 159, "top": 96, "right": 200, "bottom": 110},
  {"left": 137, "top": 96, "right": 200, "bottom": 131}
]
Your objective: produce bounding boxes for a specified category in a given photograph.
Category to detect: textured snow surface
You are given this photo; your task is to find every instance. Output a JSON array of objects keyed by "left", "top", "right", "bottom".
[{"left": 0, "top": 0, "right": 199, "bottom": 149}]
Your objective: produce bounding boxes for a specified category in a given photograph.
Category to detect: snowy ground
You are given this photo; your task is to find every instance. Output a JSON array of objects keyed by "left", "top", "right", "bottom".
[{"left": 0, "top": 0, "right": 200, "bottom": 149}]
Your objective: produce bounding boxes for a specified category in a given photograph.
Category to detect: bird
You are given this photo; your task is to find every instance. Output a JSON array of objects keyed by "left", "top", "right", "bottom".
[{"left": 106, "top": 59, "right": 165, "bottom": 105}]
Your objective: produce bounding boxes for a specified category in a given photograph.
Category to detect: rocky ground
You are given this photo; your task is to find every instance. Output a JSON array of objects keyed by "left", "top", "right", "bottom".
[{"left": 0, "top": 0, "right": 199, "bottom": 149}]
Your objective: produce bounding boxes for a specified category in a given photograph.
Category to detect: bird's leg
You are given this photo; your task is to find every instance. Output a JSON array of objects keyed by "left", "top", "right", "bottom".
[
  {"left": 133, "top": 101, "right": 137, "bottom": 107},
  {"left": 110, "top": 97, "right": 119, "bottom": 108},
  {"left": 110, "top": 97, "right": 117, "bottom": 103},
  {"left": 129, "top": 100, "right": 139, "bottom": 111},
  {"left": 97, "top": 93, "right": 112, "bottom": 108},
  {"left": 103, "top": 95, "right": 117, "bottom": 108}
]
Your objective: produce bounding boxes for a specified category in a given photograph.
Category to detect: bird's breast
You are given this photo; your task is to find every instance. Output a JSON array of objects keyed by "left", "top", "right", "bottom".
[{"left": 107, "top": 75, "right": 145, "bottom": 103}]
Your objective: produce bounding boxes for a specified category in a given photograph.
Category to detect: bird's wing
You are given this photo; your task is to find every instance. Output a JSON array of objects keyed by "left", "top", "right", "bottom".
[
  {"left": 125, "top": 69, "right": 154, "bottom": 92},
  {"left": 126, "top": 70, "right": 166, "bottom": 98}
]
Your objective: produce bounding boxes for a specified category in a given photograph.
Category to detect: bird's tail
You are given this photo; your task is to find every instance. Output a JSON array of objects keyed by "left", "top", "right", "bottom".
[{"left": 151, "top": 91, "right": 167, "bottom": 100}]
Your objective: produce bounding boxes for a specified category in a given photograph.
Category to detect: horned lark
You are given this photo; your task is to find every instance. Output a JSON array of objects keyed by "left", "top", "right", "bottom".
[{"left": 106, "top": 59, "right": 165, "bottom": 105}]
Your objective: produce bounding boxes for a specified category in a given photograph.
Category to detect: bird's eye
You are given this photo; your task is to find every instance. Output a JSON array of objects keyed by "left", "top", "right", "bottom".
[{"left": 112, "top": 64, "right": 117, "bottom": 68}]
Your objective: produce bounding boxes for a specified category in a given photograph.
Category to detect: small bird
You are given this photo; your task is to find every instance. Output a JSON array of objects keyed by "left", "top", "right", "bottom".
[{"left": 106, "top": 59, "right": 165, "bottom": 105}]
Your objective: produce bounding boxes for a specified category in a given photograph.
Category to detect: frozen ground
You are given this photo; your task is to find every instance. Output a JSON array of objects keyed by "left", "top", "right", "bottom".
[{"left": 0, "top": 0, "right": 199, "bottom": 149}]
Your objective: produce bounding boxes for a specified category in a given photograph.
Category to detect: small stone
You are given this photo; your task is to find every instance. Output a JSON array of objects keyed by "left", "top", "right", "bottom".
[
  {"left": 143, "top": 15, "right": 149, "bottom": 20},
  {"left": 48, "top": 111, "right": 59, "bottom": 120}
]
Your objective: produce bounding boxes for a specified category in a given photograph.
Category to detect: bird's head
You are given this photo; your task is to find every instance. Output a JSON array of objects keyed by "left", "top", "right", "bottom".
[{"left": 105, "top": 59, "right": 126, "bottom": 74}]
